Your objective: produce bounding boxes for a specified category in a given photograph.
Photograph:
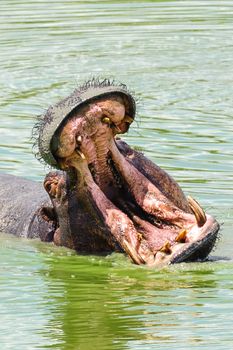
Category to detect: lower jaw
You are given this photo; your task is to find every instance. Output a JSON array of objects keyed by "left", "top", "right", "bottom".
[{"left": 153, "top": 216, "right": 220, "bottom": 266}]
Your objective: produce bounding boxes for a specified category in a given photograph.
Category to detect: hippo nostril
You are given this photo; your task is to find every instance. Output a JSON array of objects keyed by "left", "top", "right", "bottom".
[{"left": 187, "top": 195, "right": 207, "bottom": 227}]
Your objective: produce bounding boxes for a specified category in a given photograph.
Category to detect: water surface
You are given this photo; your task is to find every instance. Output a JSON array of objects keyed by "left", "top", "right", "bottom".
[{"left": 0, "top": 1, "right": 232, "bottom": 349}]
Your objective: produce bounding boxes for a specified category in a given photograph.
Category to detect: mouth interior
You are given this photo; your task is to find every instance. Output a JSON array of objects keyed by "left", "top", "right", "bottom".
[{"left": 51, "top": 94, "right": 217, "bottom": 265}]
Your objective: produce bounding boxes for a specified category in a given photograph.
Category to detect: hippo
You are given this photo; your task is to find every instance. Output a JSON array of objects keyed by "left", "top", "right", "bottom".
[{"left": 0, "top": 78, "right": 220, "bottom": 266}]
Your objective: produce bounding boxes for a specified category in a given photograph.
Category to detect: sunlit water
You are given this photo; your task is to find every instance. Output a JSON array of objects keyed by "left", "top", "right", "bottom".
[{"left": 0, "top": 1, "right": 232, "bottom": 349}]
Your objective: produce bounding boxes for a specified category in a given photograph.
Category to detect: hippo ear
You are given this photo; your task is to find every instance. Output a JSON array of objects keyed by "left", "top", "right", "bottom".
[{"left": 39, "top": 206, "right": 57, "bottom": 222}]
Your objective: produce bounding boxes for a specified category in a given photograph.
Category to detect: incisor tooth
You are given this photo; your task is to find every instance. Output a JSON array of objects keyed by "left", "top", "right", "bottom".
[
  {"left": 137, "top": 232, "right": 143, "bottom": 241},
  {"left": 102, "top": 116, "right": 111, "bottom": 124},
  {"left": 76, "top": 150, "right": 86, "bottom": 160},
  {"left": 114, "top": 125, "right": 122, "bottom": 133},
  {"left": 77, "top": 135, "right": 82, "bottom": 143},
  {"left": 187, "top": 195, "right": 207, "bottom": 227},
  {"left": 175, "top": 229, "right": 187, "bottom": 243},
  {"left": 159, "top": 241, "right": 172, "bottom": 254},
  {"left": 124, "top": 115, "right": 134, "bottom": 123}
]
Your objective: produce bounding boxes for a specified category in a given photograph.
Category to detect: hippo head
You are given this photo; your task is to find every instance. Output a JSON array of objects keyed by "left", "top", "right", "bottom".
[{"left": 34, "top": 78, "right": 220, "bottom": 266}]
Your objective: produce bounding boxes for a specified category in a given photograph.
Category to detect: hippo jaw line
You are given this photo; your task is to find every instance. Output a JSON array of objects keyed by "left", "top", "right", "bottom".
[{"left": 44, "top": 93, "right": 219, "bottom": 266}]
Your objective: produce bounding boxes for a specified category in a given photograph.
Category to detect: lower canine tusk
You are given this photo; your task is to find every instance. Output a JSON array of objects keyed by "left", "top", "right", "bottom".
[{"left": 187, "top": 195, "right": 207, "bottom": 227}]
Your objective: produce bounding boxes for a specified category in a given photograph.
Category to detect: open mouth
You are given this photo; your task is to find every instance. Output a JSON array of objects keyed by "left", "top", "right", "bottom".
[{"left": 40, "top": 91, "right": 220, "bottom": 266}]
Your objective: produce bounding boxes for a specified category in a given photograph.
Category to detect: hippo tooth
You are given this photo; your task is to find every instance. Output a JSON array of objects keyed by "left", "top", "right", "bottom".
[
  {"left": 187, "top": 196, "right": 207, "bottom": 227},
  {"left": 175, "top": 228, "right": 188, "bottom": 243},
  {"left": 114, "top": 125, "right": 122, "bottom": 133},
  {"left": 137, "top": 232, "right": 143, "bottom": 241},
  {"left": 159, "top": 241, "right": 172, "bottom": 254},
  {"left": 77, "top": 135, "right": 82, "bottom": 143},
  {"left": 124, "top": 115, "right": 134, "bottom": 123},
  {"left": 76, "top": 150, "right": 86, "bottom": 160},
  {"left": 122, "top": 239, "right": 145, "bottom": 265},
  {"left": 102, "top": 116, "right": 111, "bottom": 124}
]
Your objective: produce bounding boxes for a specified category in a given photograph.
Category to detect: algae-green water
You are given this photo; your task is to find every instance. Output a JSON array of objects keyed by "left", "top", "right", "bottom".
[{"left": 0, "top": 1, "right": 232, "bottom": 349}]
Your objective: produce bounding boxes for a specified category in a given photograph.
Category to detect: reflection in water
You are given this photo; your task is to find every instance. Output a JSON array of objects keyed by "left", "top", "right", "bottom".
[
  {"left": 37, "top": 248, "right": 223, "bottom": 350},
  {"left": 40, "top": 255, "right": 142, "bottom": 350},
  {"left": 1, "top": 231, "right": 233, "bottom": 349}
]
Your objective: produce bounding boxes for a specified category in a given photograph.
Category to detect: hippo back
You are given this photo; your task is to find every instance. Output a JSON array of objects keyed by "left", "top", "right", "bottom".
[{"left": 0, "top": 173, "right": 51, "bottom": 238}]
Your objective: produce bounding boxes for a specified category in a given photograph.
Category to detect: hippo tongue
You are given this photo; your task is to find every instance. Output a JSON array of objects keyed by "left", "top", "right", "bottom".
[{"left": 109, "top": 139, "right": 195, "bottom": 228}]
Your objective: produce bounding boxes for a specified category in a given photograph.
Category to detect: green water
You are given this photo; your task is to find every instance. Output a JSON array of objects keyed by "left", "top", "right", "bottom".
[{"left": 0, "top": 0, "right": 232, "bottom": 349}]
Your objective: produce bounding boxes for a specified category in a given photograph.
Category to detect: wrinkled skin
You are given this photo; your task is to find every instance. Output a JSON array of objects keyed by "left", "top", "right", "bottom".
[
  {"left": 0, "top": 173, "right": 56, "bottom": 241},
  {"left": 42, "top": 94, "right": 220, "bottom": 266}
]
